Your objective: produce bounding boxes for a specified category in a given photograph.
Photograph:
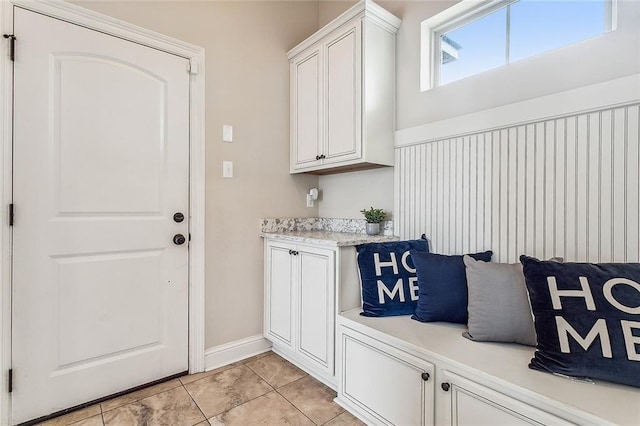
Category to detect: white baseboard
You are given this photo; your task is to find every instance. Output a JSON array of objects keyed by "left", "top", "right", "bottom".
[{"left": 204, "top": 335, "right": 272, "bottom": 371}]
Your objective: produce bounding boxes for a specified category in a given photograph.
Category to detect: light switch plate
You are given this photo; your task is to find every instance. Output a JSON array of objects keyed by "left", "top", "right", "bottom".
[
  {"left": 223, "top": 125, "right": 233, "bottom": 142},
  {"left": 223, "top": 161, "right": 233, "bottom": 178}
]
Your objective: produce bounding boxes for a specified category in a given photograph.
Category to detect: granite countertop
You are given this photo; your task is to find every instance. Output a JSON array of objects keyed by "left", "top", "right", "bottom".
[
  {"left": 258, "top": 217, "right": 399, "bottom": 247},
  {"left": 259, "top": 230, "right": 399, "bottom": 247}
]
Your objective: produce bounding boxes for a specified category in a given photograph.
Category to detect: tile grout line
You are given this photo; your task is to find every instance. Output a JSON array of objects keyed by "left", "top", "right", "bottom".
[
  {"left": 180, "top": 381, "right": 209, "bottom": 426},
  {"left": 201, "top": 388, "right": 278, "bottom": 423},
  {"left": 243, "top": 355, "right": 310, "bottom": 391},
  {"left": 319, "top": 411, "right": 344, "bottom": 426},
  {"left": 243, "top": 353, "right": 343, "bottom": 425},
  {"left": 274, "top": 387, "right": 319, "bottom": 426},
  {"left": 183, "top": 364, "right": 278, "bottom": 423},
  {"left": 274, "top": 380, "right": 347, "bottom": 426}
]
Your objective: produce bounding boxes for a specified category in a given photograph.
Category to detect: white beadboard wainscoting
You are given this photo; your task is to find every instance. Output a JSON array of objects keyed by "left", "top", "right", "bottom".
[{"left": 394, "top": 77, "right": 640, "bottom": 264}]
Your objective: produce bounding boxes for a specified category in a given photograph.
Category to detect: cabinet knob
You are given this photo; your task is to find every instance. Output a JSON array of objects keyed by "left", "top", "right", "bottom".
[
  {"left": 288, "top": 250, "right": 299, "bottom": 256},
  {"left": 315, "top": 155, "right": 320, "bottom": 160},
  {"left": 421, "top": 372, "right": 430, "bottom": 381},
  {"left": 320, "top": 154, "right": 326, "bottom": 159},
  {"left": 441, "top": 382, "right": 450, "bottom": 392}
]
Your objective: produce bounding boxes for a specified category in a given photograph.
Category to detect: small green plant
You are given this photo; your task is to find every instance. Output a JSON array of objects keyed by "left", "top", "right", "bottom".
[{"left": 360, "top": 207, "right": 386, "bottom": 223}]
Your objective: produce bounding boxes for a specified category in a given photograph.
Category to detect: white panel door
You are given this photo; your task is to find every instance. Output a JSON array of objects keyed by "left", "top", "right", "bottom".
[
  {"left": 325, "top": 25, "right": 361, "bottom": 164},
  {"left": 297, "top": 247, "right": 334, "bottom": 369},
  {"left": 11, "top": 8, "right": 189, "bottom": 423}
]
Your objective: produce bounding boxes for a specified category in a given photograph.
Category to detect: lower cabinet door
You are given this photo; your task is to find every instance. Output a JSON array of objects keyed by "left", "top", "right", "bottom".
[
  {"left": 440, "top": 371, "right": 573, "bottom": 426},
  {"left": 340, "top": 328, "right": 434, "bottom": 426},
  {"left": 297, "top": 247, "right": 335, "bottom": 372},
  {"left": 265, "top": 242, "right": 295, "bottom": 347}
]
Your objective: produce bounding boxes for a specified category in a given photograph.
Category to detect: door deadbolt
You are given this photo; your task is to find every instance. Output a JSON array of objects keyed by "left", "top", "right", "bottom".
[{"left": 173, "top": 212, "right": 185, "bottom": 223}]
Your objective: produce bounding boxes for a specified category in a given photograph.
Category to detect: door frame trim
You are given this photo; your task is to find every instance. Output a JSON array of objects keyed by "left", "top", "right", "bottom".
[{"left": 0, "top": 1, "right": 206, "bottom": 424}]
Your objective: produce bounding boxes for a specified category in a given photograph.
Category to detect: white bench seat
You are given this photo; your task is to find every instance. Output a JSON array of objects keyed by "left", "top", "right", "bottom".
[{"left": 337, "top": 308, "right": 640, "bottom": 426}]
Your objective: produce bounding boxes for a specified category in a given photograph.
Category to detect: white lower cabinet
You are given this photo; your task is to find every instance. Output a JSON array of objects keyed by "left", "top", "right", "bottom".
[
  {"left": 264, "top": 240, "right": 336, "bottom": 385},
  {"left": 337, "top": 325, "right": 572, "bottom": 426},
  {"left": 337, "top": 328, "right": 435, "bottom": 426},
  {"left": 439, "top": 371, "right": 572, "bottom": 426}
]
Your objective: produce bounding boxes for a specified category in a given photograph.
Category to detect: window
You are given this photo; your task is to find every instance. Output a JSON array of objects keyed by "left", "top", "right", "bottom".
[{"left": 421, "top": 0, "right": 616, "bottom": 90}]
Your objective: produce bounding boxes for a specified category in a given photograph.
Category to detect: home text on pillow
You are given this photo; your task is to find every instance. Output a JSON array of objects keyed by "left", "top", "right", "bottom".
[{"left": 547, "top": 275, "right": 640, "bottom": 361}]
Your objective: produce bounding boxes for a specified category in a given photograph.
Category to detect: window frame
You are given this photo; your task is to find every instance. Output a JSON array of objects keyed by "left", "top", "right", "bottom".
[{"left": 420, "top": 0, "right": 618, "bottom": 91}]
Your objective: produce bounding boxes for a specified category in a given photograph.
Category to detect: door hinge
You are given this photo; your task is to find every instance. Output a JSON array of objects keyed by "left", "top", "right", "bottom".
[
  {"left": 187, "top": 60, "right": 199, "bottom": 75},
  {"left": 8, "top": 369, "right": 12, "bottom": 393},
  {"left": 8, "top": 204, "right": 13, "bottom": 227},
  {"left": 3, "top": 34, "right": 16, "bottom": 62}
]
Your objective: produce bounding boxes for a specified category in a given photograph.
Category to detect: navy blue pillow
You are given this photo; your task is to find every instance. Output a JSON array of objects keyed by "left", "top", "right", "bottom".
[
  {"left": 521, "top": 256, "right": 640, "bottom": 388},
  {"left": 356, "top": 238, "right": 429, "bottom": 317},
  {"left": 411, "top": 251, "right": 493, "bottom": 324}
]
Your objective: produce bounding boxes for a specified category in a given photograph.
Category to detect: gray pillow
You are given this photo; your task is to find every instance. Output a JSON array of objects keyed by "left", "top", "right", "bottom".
[{"left": 462, "top": 255, "right": 537, "bottom": 346}]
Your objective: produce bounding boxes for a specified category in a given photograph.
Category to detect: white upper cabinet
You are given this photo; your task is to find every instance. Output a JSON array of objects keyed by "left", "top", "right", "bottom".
[{"left": 287, "top": 0, "right": 401, "bottom": 174}]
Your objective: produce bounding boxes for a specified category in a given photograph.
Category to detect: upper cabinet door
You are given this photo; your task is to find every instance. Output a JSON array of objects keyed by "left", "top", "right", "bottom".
[
  {"left": 287, "top": 1, "right": 401, "bottom": 175},
  {"left": 291, "top": 48, "right": 322, "bottom": 171},
  {"left": 324, "top": 24, "right": 362, "bottom": 164}
]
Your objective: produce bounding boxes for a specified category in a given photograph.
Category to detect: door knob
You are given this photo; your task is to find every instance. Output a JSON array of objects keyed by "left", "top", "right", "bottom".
[
  {"left": 173, "top": 212, "right": 185, "bottom": 223},
  {"left": 173, "top": 234, "right": 186, "bottom": 245}
]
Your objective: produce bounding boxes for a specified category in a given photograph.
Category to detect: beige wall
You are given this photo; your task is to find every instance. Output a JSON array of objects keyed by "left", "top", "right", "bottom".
[
  {"left": 317, "top": 168, "right": 394, "bottom": 219},
  {"left": 74, "top": 0, "right": 320, "bottom": 348}
]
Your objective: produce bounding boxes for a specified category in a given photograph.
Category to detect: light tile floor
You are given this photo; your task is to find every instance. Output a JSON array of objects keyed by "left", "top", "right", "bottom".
[{"left": 38, "top": 351, "right": 365, "bottom": 426}]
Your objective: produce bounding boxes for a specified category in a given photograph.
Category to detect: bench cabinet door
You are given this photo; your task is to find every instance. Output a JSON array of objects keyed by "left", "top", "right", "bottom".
[
  {"left": 339, "top": 328, "right": 435, "bottom": 426},
  {"left": 439, "top": 371, "right": 573, "bottom": 426}
]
